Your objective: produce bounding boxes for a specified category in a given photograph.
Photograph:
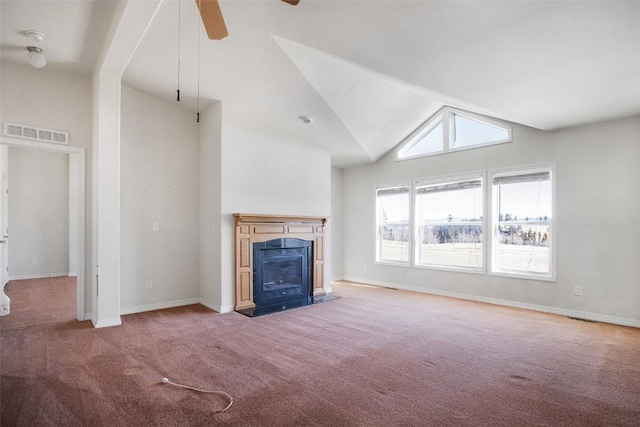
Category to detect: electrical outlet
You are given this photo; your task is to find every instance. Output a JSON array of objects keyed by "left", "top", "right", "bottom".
[
  {"left": 31, "top": 259, "right": 37, "bottom": 266},
  {"left": 146, "top": 280, "right": 153, "bottom": 289},
  {"left": 153, "top": 222, "right": 159, "bottom": 232},
  {"left": 574, "top": 285, "right": 583, "bottom": 296},
  {"left": 364, "top": 263, "right": 368, "bottom": 270}
]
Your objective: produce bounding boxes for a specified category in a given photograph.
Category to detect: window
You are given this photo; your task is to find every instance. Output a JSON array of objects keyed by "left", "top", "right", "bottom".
[
  {"left": 376, "top": 185, "right": 410, "bottom": 264},
  {"left": 397, "top": 107, "right": 511, "bottom": 160},
  {"left": 397, "top": 117, "right": 443, "bottom": 158},
  {"left": 452, "top": 113, "right": 509, "bottom": 149},
  {"left": 491, "top": 167, "right": 554, "bottom": 279},
  {"left": 414, "top": 176, "right": 483, "bottom": 271}
]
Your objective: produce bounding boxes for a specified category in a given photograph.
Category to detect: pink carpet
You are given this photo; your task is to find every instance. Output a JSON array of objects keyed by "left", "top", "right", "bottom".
[{"left": 1, "top": 281, "right": 639, "bottom": 426}]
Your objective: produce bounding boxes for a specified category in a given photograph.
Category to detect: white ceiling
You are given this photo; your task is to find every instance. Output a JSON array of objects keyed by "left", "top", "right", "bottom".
[
  {"left": 2, "top": 1, "right": 639, "bottom": 167},
  {"left": 0, "top": 0, "right": 118, "bottom": 75}
]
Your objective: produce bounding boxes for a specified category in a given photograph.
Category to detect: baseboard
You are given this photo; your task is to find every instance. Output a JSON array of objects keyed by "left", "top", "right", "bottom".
[
  {"left": 199, "top": 297, "right": 233, "bottom": 314},
  {"left": 91, "top": 316, "right": 122, "bottom": 328},
  {"left": 324, "top": 282, "right": 334, "bottom": 294},
  {"left": 9, "top": 272, "right": 70, "bottom": 281},
  {"left": 342, "top": 276, "right": 640, "bottom": 329},
  {"left": 120, "top": 298, "right": 201, "bottom": 315}
]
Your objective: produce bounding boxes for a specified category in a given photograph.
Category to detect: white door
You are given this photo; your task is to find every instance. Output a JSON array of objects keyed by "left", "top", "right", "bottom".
[{"left": 1, "top": 175, "right": 7, "bottom": 287}]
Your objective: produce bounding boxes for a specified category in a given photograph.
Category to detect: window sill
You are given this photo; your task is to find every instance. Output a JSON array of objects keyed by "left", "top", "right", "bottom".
[
  {"left": 414, "top": 264, "right": 485, "bottom": 275},
  {"left": 489, "top": 270, "right": 556, "bottom": 282},
  {"left": 374, "top": 260, "right": 411, "bottom": 268}
]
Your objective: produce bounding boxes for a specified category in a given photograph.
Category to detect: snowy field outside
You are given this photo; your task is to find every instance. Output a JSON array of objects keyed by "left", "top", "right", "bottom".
[{"left": 381, "top": 241, "right": 549, "bottom": 273}]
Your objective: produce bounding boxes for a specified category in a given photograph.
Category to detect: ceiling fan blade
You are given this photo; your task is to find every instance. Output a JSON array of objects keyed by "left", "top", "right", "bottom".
[
  {"left": 281, "top": 0, "right": 301, "bottom": 5},
  {"left": 196, "top": 0, "right": 228, "bottom": 40}
]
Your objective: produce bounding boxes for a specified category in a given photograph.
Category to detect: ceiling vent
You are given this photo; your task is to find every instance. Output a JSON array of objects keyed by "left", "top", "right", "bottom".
[{"left": 3, "top": 122, "right": 69, "bottom": 145}]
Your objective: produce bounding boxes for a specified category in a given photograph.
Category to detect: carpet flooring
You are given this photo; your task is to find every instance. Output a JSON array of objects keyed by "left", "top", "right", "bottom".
[
  {"left": 0, "top": 276, "right": 76, "bottom": 331},
  {"left": 1, "top": 281, "right": 639, "bottom": 426}
]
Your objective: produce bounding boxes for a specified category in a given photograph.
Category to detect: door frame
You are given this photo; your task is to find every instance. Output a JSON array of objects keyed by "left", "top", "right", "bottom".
[
  {"left": 0, "top": 136, "right": 86, "bottom": 321},
  {"left": 2, "top": 173, "right": 8, "bottom": 287}
]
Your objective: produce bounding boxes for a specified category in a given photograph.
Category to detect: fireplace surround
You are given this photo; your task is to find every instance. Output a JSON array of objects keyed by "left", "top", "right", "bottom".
[{"left": 234, "top": 214, "right": 327, "bottom": 312}]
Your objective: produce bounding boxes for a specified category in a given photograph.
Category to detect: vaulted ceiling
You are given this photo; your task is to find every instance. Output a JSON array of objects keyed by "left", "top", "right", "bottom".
[{"left": 2, "top": 1, "right": 639, "bottom": 167}]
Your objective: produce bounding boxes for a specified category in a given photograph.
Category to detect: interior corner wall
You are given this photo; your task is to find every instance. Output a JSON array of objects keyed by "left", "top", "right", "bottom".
[
  {"left": 198, "top": 102, "right": 223, "bottom": 310},
  {"left": 330, "top": 166, "right": 344, "bottom": 281},
  {"left": 220, "top": 103, "right": 332, "bottom": 312},
  {"left": 7, "top": 147, "right": 69, "bottom": 278},
  {"left": 342, "top": 115, "right": 640, "bottom": 324},
  {"left": 0, "top": 63, "right": 92, "bottom": 311},
  {"left": 119, "top": 86, "right": 200, "bottom": 313}
]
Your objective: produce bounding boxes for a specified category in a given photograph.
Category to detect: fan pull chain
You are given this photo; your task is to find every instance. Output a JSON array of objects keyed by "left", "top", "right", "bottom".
[{"left": 176, "top": 0, "right": 181, "bottom": 101}]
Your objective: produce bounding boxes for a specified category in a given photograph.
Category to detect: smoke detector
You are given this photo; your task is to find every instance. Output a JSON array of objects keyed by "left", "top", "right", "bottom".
[{"left": 298, "top": 115, "right": 314, "bottom": 124}]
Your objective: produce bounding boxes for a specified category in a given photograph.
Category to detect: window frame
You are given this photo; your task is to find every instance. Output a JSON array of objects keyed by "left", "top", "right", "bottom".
[
  {"left": 489, "top": 164, "right": 556, "bottom": 282},
  {"left": 374, "top": 182, "right": 412, "bottom": 267},
  {"left": 413, "top": 172, "right": 487, "bottom": 274},
  {"left": 396, "top": 107, "right": 512, "bottom": 161}
]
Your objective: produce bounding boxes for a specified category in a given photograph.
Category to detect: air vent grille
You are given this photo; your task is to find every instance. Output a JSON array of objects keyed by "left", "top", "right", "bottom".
[{"left": 3, "top": 122, "right": 69, "bottom": 145}]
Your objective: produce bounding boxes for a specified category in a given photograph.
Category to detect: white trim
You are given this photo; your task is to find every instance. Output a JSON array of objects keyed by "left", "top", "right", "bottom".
[
  {"left": 199, "top": 297, "right": 234, "bottom": 314},
  {"left": 489, "top": 270, "right": 556, "bottom": 282},
  {"left": 413, "top": 170, "right": 486, "bottom": 188},
  {"left": 448, "top": 108, "right": 512, "bottom": 150},
  {"left": 375, "top": 182, "right": 411, "bottom": 265},
  {"left": 342, "top": 277, "right": 640, "bottom": 329},
  {"left": 92, "top": 316, "right": 122, "bottom": 328},
  {"left": 396, "top": 106, "right": 512, "bottom": 161},
  {"left": 9, "top": 273, "right": 70, "bottom": 281},
  {"left": 412, "top": 264, "right": 484, "bottom": 275},
  {"left": 413, "top": 170, "right": 485, "bottom": 273},
  {"left": 489, "top": 163, "right": 556, "bottom": 282},
  {"left": 396, "top": 112, "right": 444, "bottom": 160},
  {"left": 199, "top": 297, "right": 217, "bottom": 311},
  {"left": 0, "top": 136, "right": 86, "bottom": 322},
  {"left": 373, "top": 260, "right": 412, "bottom": 268},
  {"left": 120, "top": 298, "right": 201, "bottom": 315},
  {"left": 219, "top": 305, "right": 234, "bottom": 313}
]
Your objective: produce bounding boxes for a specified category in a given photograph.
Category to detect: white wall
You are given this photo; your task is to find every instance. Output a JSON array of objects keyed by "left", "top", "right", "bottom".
[
  {"left": 198, "top": 103, "right": 223, "bottom": 310},
  {"left": 330, "top": 166, "right": 344, "bottom": 281},
  {"left": 0, "top": 63, "right": 92, "bottom": 309},
  {"left": 219, "top": 102, "right": 332, "bottom": 311},
  {"left": 119, "top": 86, "right": 200, "bottom": 312},
  {"left": 342, "top": 115, "right": 640, "bottom": 325},
  {"left": 8, "top": 147, "right": 69, "bottom": 278}
]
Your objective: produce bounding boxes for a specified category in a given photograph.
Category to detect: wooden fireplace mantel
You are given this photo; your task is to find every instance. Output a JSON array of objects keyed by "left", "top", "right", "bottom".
[{"left": 234, "top": 213, "right": 328, "bottom": 311}]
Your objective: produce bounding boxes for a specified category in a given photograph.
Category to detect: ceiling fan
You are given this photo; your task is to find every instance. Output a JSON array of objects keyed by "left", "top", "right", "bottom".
[{"left": 196, "top": 0, "right": 300, "bottom": 40}]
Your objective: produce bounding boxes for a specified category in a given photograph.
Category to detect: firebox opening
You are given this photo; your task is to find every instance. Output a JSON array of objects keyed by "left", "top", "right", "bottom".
[
  {"left": 235, "top": 237, "right": 339, "bottom": 317},
  {"left": 252, "top": 238, "right": 312, "bottom": 314}
]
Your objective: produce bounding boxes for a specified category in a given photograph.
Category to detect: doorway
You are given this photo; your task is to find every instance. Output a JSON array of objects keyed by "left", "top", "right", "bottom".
[{"left": 0, "top": 137, "right": 86, "bottom": 321}]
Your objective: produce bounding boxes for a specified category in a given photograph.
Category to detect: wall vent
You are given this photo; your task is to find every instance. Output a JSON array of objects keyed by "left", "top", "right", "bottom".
[{"left": 3, "top": 122, "right": 69, "bottom": 145}]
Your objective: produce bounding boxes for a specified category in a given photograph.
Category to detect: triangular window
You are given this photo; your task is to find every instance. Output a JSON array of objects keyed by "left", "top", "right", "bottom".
[
  {"left": 452, "top": 114, "right": 510, "bottom": 148},
  {"left": 397, "top": 116, "right": 443, "bottom": 159},
  {"left": 397, "top": 107, "right": 511, "bottom": 161}
]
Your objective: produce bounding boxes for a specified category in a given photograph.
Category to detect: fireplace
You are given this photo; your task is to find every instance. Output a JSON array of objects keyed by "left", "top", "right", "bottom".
[
  {"left": 253, "top": 239, "right": 312, "bottom": 311},
  {"left": 234, "top": 214, "right": 331, "bottom": 316}
]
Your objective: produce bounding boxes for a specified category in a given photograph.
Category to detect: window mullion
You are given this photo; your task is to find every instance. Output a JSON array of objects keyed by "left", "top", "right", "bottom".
[{"left": 443, "top": 110, "right": 451, "bottom": 152}]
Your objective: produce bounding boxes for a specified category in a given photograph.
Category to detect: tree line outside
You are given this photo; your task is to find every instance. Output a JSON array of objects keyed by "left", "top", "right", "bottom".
[{"left": 381, "top": 212, "right": 550, "bottom": 248}]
